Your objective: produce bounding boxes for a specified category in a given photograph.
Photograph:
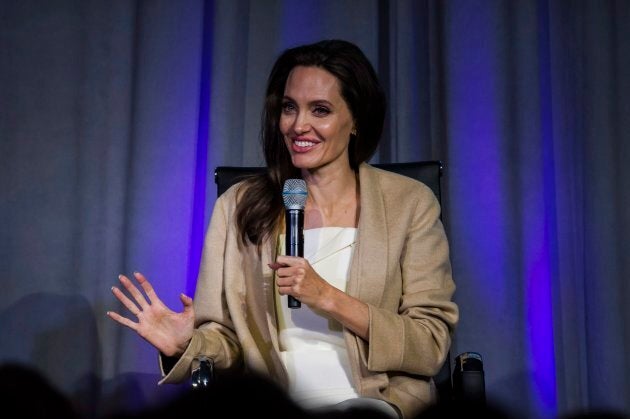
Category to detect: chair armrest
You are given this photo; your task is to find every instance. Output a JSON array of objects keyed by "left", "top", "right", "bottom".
[
  {"left": 191, "top": 356, "right": 214, "bottom": 390},
  {"left": 452, "top": 352, "right": 485, "bottom": 404}
]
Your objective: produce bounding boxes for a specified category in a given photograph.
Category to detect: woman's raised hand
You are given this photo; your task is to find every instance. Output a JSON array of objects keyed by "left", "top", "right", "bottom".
[{"left": 107, "top": 272, "right": 195, "bottom": 357}]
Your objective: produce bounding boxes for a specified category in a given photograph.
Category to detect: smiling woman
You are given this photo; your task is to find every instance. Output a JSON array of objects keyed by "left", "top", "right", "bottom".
[
  {"left": 107, "top": 39, "right": 458, "bottom": 419},
  {"left": 280, "top": 66, "right": 358, "bottom": 229},
  {"left": 280, "top": 66, "right": 355, "bottom": 175}
]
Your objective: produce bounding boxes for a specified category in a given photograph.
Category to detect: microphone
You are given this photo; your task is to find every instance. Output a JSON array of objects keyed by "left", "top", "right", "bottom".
[{"left": 282, "top": 179, "right": 307, "bottom": 309}]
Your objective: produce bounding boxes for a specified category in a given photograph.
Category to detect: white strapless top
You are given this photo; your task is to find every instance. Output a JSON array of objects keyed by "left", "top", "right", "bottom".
[{"left": 275, "top": 227, "right": 359, "bottom": 408}]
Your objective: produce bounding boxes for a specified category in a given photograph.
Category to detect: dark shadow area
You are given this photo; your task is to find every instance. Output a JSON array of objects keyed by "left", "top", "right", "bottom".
[
  {"left": 0, "top": 292, "right": 189, "bottom": 418},
  {"left": 414, "top": 399, "right": 516, "bottom": 419},
  {"left": 102, "top": 370, "right": 306, "bottom": 419},
  {"left": 0, "top": 292, "right": 102, "bottom": 416},
  {"left": 560, "top": 410, "right": 629, "bottom": 419},
  {"left": 2, "top": 360, "right": 625, "bottom": 419},
  {"left": 102, "top": 369, "right": 395, "bottom": 419},
  {"left": 0, "top": 362, "right": 81, "bottom": 418},
  {"left": 95, "top": 372, "right": 190, "bottom": 419}
]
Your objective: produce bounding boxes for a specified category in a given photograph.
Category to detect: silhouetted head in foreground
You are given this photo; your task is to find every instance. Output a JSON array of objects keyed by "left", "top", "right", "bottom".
[
  {"left": 106, "top": 369, "right": 396, "bottom": 419},
  {"left": 414, "top": 399, "right": 514, "bottom": 419},
  {"left": 0, "top": 362, "right": 79, "bottom": 419}
]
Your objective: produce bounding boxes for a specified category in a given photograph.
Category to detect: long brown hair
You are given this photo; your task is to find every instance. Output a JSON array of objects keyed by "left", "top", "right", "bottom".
[{"left": 235, "top": 39, "right": 386, "bottom": 248}]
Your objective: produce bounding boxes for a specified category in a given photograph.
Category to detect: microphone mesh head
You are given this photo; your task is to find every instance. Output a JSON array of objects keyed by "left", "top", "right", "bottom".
[{"left": 282, "top": 179, "right": 308, "bottom": 210}]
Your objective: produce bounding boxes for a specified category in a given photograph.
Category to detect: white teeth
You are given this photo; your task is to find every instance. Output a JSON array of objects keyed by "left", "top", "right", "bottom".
[{"left": 295, "top": 140, "right": 315, "bottom": 147}]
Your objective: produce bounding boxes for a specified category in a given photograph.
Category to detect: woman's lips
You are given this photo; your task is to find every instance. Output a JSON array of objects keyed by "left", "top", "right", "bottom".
[{"left": 291, "top": 138, "right": 319, "bottom": 153}]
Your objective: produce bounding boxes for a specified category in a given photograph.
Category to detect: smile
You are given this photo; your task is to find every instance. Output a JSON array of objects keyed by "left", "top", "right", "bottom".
[
  {"left": 290, "top": 138, "right": 320, "bottom": 153},
  {"left": 294, "top": 140, "right": 316, "bottom": 147}
]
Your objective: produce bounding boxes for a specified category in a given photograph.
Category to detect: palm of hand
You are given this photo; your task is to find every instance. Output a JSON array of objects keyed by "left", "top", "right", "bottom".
[
  {"left": 107, "top": 272, "right": 195, "bottom": 357},
  {"left": 135, "top": 297, "right": 195, "bottom": 357}
]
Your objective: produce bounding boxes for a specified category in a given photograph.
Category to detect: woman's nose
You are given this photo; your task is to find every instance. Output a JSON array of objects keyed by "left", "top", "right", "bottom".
[{"left": 293, "top": 111, "right": 311, "bottom": 134}]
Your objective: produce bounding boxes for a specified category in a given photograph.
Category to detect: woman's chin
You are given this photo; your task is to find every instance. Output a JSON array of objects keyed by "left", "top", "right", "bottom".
[{"left": 290, "top": 157, "right": 316, "bottom": 170}]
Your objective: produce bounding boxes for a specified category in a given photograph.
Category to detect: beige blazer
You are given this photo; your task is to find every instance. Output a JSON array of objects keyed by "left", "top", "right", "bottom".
[{"left": 160, "top": 163, "right": 459, "bottom": 418}]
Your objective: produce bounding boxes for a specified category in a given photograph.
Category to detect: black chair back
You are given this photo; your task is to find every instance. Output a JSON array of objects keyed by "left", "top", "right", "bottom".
[{"left": 214, "top": 161, "right": 442, "bottom": 201}]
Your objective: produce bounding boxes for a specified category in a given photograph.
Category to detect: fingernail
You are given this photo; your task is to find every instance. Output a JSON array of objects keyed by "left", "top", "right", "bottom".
[{"left": 118, "top": 274, "right": 122, "bottom": 280}]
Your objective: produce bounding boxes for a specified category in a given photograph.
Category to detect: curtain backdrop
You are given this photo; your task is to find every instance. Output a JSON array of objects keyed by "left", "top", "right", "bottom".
[{"left": 1, "top": 1, "right": 628, "bottom": 418}]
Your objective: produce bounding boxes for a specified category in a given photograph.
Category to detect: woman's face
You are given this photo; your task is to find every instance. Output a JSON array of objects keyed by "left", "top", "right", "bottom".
[{"left": 279, "top": 66, "right": 355, "bottom": 172}]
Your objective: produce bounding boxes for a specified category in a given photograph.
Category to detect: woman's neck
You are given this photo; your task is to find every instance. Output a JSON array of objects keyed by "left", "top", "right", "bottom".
[{"left": 302, "top": 165, "right": 360, "bottom": 229}]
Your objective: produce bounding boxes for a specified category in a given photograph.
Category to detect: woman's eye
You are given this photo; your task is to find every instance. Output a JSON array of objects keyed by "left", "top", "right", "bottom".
[
  {"left": 281, "top": 102, "right": 296, "bottom": 113},
  {"left": 313, "top": 106, "right": 330, "bottom": 116}
]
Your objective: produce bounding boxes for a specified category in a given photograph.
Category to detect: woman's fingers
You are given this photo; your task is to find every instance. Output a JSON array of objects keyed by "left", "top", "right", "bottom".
[
  {"left": 275, "top": 255, "right": 304, "bottom": 267},
  {"left": 268, "top": 262, "right": 287, "bottom": 270},
  {"left": 111, "top": 283, "right": 142, "bottom": 316},
  {"left": 179, "top": 293, "right": 194, "bottom": 314},
  {"left": 118, "top": 274, "right": 151, "bottom": 308},
  {"left": 106, "top": 310, "right": 139, "bottom": 331},
  {"left": 179, "top": 293, "right": 193, "bottom": 306},
  {"left": 134, "top": 272, "right": 159, "bottom": 304}
]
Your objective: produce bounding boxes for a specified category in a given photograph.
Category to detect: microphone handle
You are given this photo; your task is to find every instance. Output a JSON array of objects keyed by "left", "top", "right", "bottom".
[{"left": 285, "top": 209, "right": 303, "bottom": 309}]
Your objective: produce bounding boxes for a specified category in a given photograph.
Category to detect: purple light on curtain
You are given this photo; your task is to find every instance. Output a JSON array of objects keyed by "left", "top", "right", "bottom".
[
  {"left": 526, "top": 1, "right": 558, "bottom": 414},
  {"left": 446, "top": 2, "right": 557, "bottom": 416},
  {"left": 187, "top": 0, "right": 214, "bottom": 297},
  {"left": 525, "top": 233, "right": 557, "bottom": 415},
  {"left": 446, "top": 0, "right": 516, "bottom": 354}
]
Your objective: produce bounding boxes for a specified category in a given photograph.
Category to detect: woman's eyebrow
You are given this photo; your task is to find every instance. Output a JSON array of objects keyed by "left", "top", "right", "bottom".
[{"left": 282, "top": 95, "right": 334, "bottom": 106}]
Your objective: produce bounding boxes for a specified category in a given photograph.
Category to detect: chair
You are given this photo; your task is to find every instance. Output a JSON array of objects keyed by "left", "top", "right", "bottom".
[
  {"left": 213, "top": 161, "right": 443, "bottom": 201},
  {"left": 193, "top": 161, "right": 485, "bottom": 406}
]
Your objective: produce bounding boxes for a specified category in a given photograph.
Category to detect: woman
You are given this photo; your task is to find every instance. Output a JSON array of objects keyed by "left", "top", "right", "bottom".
[{"left": 107, "top": 39, "right": 459, "bottom": 419}]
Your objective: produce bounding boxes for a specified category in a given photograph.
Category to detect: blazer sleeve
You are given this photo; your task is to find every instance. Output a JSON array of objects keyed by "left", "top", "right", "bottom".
[
  {"left": 158, "top": 189, "right": 243, "bottom": 384},
  {"left": 367, "top": 185, "right": 459, "bottom": 376}
]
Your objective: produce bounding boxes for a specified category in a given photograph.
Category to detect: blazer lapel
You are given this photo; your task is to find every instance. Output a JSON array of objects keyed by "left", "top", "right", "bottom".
[
  {"left": 347, "top": 164, "right": 389, "bottom": 306},
  {"left": 261, "top": 235, "right": 278, "bottom": 341},
  {"left": 259, "top": 232, "right": 289, "bottom": 388}
]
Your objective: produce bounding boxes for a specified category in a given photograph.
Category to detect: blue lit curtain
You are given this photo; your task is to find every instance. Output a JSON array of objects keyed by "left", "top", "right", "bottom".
[{"left": 1, "top": 1, "right": 628, "bottom": 418}]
